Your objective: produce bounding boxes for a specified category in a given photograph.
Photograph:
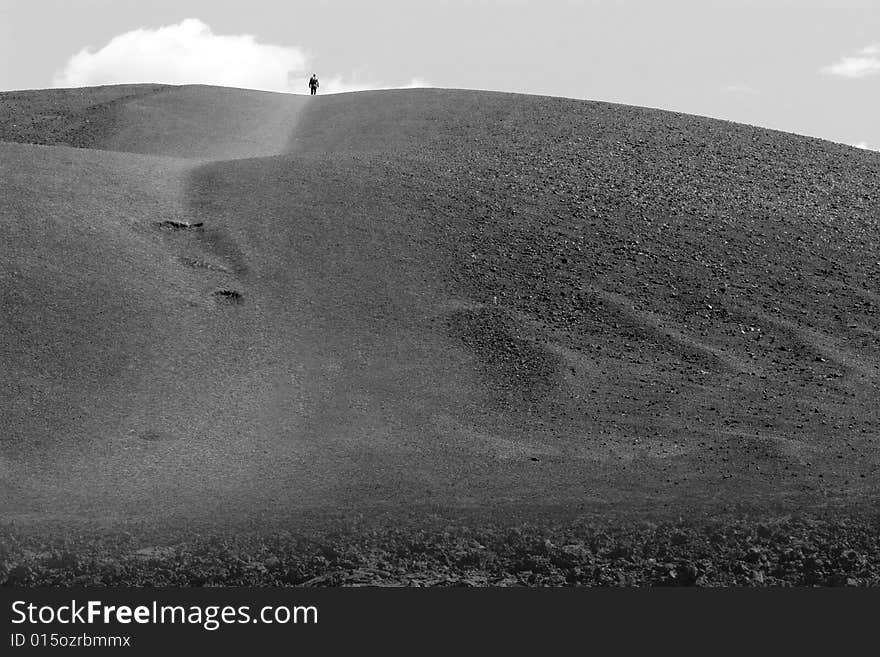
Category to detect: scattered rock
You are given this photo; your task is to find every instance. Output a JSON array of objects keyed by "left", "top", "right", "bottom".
[
  {"left": 157, "top": 220, "right": 204, "bottom": 231},
  {"left": 133, "top": 547, "right": 177, "bottom": 560},
  {"left": 212, "top": 289, "right": 244, "bottom": 304}
]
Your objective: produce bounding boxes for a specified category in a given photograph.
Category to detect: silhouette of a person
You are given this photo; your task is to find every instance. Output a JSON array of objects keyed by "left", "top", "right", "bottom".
[{"left": 308, "top": 74, "right": 319, "bottom": 95}]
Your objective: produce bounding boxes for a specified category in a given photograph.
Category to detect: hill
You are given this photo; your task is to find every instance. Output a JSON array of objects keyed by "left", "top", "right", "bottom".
[{"left": 1, "top": 84, "right": 878, "bottom": 537}]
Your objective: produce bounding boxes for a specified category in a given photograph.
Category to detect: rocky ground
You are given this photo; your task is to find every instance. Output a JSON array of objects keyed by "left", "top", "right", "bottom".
[
  {"left": 3, "top": 510, "right": 879, "bottom": 587},
  {"left": 1, "top": 85, "right": 878, "bottom": 585}
]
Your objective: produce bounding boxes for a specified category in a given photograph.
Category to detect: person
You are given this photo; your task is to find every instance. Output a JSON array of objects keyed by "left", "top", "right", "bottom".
[{"left": 308, "top": 74, "right": 319, "bottom": 95}]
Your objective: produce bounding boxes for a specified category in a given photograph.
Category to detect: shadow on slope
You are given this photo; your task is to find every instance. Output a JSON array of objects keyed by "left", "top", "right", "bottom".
[
  {"left": 1, "top": 84, "right": 310, "bottom": 160},
  {"left": 0, "top": 143, "right": 196, "bottom": 472},
  {"left": 0, "top": 84, "right": 171, "bottom": 150},
  {"left": 0, "top": 142, "right": 345, "bottom": 520}
]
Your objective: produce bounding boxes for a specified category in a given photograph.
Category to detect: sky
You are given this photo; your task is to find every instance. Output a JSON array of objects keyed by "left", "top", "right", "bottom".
[{"left": 1, "top": 0, "right": 878, "bottom": 149}]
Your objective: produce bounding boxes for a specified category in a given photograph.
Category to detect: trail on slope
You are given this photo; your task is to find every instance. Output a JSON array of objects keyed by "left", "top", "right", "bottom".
[{"left": 0, "top": 88, "right": 326, "bottom": 521}]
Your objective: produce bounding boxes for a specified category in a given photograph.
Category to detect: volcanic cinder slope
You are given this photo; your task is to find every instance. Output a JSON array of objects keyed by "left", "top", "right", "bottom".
[{"left": 1, "top": 84, "right": 879, "bottom": 528}]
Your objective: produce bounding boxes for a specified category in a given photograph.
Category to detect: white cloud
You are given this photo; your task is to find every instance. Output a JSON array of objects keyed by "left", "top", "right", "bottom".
[
  {"left": 822, "top": 44, "right": 880, "bottom": 78},
  {"left": 851, "top": 141, "right": 877, "bottom": 151},
  {"left": 53, "top": 18, "right": 429, "bottom": 94},
  {"left": 53, "top": 19, "right": 306, "bottom": 92},
  {"left": 311, "top": 76, "right": 432, "bottom": 95}
]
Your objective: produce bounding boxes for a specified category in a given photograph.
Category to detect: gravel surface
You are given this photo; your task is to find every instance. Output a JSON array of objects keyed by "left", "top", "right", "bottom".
[{"left": 1, "top": 85, "right": 878, "bottom": 585}]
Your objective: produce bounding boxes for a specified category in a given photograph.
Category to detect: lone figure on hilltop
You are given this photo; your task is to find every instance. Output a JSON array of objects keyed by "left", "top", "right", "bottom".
[{"left": 308, "top": 74, "right": 319, "bottom": 95}]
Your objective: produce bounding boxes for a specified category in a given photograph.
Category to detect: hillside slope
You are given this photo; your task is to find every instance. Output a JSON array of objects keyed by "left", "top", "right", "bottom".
[{"left": 1, "top": 85, "right": 878, "bottom": 525}]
